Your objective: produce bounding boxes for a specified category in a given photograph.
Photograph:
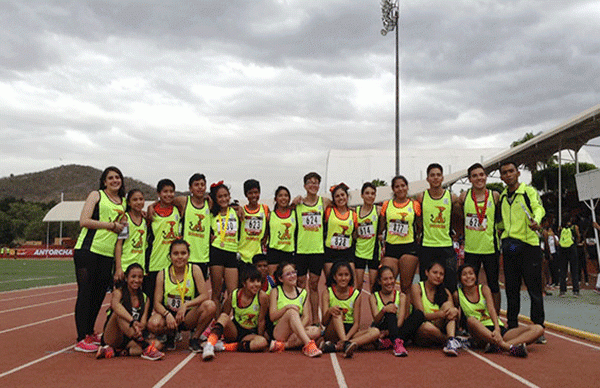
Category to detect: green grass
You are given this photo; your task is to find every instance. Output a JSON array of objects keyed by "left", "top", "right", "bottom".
[{"left": 0, "top": 259, "right": 76, "bottom": 292}]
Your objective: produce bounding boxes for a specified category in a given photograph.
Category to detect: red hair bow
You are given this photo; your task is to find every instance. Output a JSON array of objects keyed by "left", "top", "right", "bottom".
[
  {"left": 330, "top": 182, "right": 349, "bottom": 193},
  {"left": 210, "top": 180, "right": 224, "bottom": 188}
]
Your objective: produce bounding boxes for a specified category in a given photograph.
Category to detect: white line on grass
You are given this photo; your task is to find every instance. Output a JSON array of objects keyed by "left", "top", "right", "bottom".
[
  {"left": 0, "top": 345, "right": 75, "bottom": 379},
  {"left": 466, "top": 349, "right": 540, "bottom": 388},
  {"left": 0, "top": 288, "right": 75, "bottom": 302},
  {"left": 0, "top": 282, "right": 76, "bottom": 295},
  {"left": 152, "top": 353, "right": 196, "bottom": 388},
  {"left": 0, "top": 297, "right": 76, "bottom": 314},
  {"left": 329, "top": 353, "right": 348, "bottom": 388}
]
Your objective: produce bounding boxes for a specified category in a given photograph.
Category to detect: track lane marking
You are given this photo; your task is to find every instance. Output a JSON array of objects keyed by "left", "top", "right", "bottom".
[
  {"left": 0, "top": 345, "right": 75, "bottom": 379},
  {"left": 0, "top": 297, "right": 76, "bottom": 313},
  {"left": 0, "top": 283, "right": 76, "bottom": 295},
  {"left": 329, "top": 353, "right": 348, "bottom": 388},
  {"left": 0, "top": 277, "right": 59, "bottom": 284},
  {"left": 0, "top": 289, "right": 76, "bottom": 302},
  {"left": 466, "top": 349, "right": 540, "bottom": 387},
  {"left": 152, "top": 353, "right": 196, "bottom": 388}
]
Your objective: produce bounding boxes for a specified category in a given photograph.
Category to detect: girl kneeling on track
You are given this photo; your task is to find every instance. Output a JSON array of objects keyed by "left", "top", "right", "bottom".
[
  {"left": 369, "top": 265, "right": 425, "bottom": 357},
  {"left": 147, "top": 239, "right": 217, "bottom": 360},
  {"left": 96, "top": 263, "right": 164, "bottom": 361},
  {"left": 411, "top": 261, "right": 461, "bottom": 356},
  {"left": 455, "top": 264, "right": 544, "bottom": 357},
  {"left": 269, "top": 262, "right": 322, "bottom": 357},
  {"left": 321, "top": 261, "right": 380, "bottom": 358},
  {"left": 205, "top": 265, "right": 269, "bottom": 356}
]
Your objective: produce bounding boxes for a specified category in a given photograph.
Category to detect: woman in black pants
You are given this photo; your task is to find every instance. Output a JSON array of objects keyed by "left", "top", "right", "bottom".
[{"left": 73, "top": 167, "right": 126, "bottom": 352}]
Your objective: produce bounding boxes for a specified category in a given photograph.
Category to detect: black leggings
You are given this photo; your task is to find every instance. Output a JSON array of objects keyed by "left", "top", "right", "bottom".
[
  {"left": 74, "top": 249, "right": 114, "bottom": 341},
  {"left": 379, "top": 309, "right": 426, "bottom": 341}
]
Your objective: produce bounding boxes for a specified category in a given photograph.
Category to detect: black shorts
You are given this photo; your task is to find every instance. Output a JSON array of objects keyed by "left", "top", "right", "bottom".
[
  {"left": 233, "top": 319, "right": 258, "bottom": 342},
  {"left": 165, "top": 309, "right": 193, "bottom": 331},
  {"left": 464, "top": 252, "right": 500, "bottom": 293},
  {"left": 324, "top": 247, "right": 354, "bottom": 264},
  {"left": 295, "top": 253, "right": 324, "bottom": 277},
  {"left": 189, "top": 262, "right": 209, "bottom": 281},
  {"left": 354, "top": 256, "right": 380, "bottom": 270},
  {"left": 267, "top": 248, "right": 294, "bottom": 266},
  {"left": 485, "top": 325, "right": 508, "bottom": 337},
  {"left": 209, "top": 246, "right": 238, "bottom": 268},
  {"left": 384, "top": 242, "right": 418, "bottom": 259},
  {"left": 343, "top": 322, "right": 353, "bottom": 334}
]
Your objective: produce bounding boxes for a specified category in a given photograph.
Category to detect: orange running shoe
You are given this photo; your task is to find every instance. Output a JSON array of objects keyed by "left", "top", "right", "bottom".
[
  {"left": 302, "top": 340, "right": 322, "bottom": 358},
  {"left": 269, "top": 340, "right": 285, "bottom": 353}
]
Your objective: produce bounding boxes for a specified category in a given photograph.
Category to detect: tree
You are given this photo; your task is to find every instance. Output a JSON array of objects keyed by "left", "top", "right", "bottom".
[
  {"left": 486, "top": 182, "right": 504, "bottom": 194},
  {"left": 531, "top": 162, "right": 597, "bottom": 193},
  {"left": 371, "top": 178, "right": 387, "bottom": 187}
]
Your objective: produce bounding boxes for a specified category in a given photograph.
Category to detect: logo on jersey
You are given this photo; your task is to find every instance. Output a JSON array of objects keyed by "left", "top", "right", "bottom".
[
  {"left": 278, "top": 222, "right": 293, "bottom": 240},
  {"left": 430, "top": 206, "right": 446, "bottom": 227},
  {"left": 132, "top": 229, "right": 145, "bottom": 248},
  {"left": 189, "top": 213, "right": 205, "bottom": 232},
  {"left": 162, "top": 221, "right": 179, "bottom": 240}
]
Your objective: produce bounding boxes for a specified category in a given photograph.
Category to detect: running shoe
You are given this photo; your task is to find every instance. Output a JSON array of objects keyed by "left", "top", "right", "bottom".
[
  {"left": 378, "top": 338, "right": 393, "bottom": 350},
  {"left": 302, "top": 340, "right": 322, "bottom": 358},
  {"left": 174, "top": 330, "right": 183, "bottom": 342},
  {"left": 509, "top": 343, "right": 528, "bottom": 358},
  {"left": 320, "top": 341, "right": 337, "bottom": 353},
  {"left": 96, "top": 345, "right": 114, "bottom": 359},
  {"left": 164, "top": 334, "right": 176, "bottom": 351},
  {"left": 90, "top": 333, "right": 102, "bottom": 345},
  {"left": 484, "top": 343, "right": 500, "bottom": 353},
  {"left": 443, "top": 337, "right": 460, "bottom": 357},
  {"left": 343, "top": 341, "right": 358, "bottom": 359},
  {"left": 75, "top": 335, "right": 99, "bottom": 353},
  {"left": 393, "top": 338, "right": 408, "bottom": 357},
  {"left": 189, "top": 337, "right": 202, "bottom": 353},
  {"left": 214, "top": 340, "right": 225, "bottom": 352},
  {"left": 536, "top": 335, "right": 547, "bottom": 345},
  {"left": 456, "top": 336, "right": 473, "bottom": 349},
  {"left": 269, "top": 340, "right": 285, "bottom": 353},
  {"left": 202, "top": 342, "right": 215, "bottom": 361},
  {"left": 141, "top": 342, "right": 165, "bottom": 361}
]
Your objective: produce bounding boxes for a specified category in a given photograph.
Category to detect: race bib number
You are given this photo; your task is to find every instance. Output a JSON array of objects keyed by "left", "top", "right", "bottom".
[
  {"left": 465, "top": 213, "right": 487, "bottom": 231},
  {"left": 166, "top": 295, "right": 181, "bottom": 311},
  {"left": 131, "top": 306, "right": 141, "bottom": 321},
  {"left": 244, "top": 216, "right": 263, "bottom": 235},
  {"left": 389, "top": 219, "right": 409, "bottom": 236},
  {"left": 357, "top": 223, "right": 375, "bottom": 238},
  {"left": 216, "top": 217, "right": 238, "bottom": 235},
  {"left": 302, "top": 212, "right": 322, "bottom": 229},
  {"left": 331, "top": 234, "right": 350, "bottom": 249}
]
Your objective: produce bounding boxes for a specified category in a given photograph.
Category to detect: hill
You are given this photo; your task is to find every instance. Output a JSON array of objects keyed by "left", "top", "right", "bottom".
[{"left": 0, "top": 165, "right": 157, "bottom": 202}]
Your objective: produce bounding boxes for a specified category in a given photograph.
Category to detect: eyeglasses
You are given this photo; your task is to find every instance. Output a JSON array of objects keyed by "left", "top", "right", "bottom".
[
  {"left": 305, "top": 180, "right": 320, "bottom": 186},
  {"left": 283, "top": 270, "right": 297, "bottom": 277}
]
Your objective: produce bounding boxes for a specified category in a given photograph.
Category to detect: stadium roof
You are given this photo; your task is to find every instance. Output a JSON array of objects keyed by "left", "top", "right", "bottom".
[{"left": 42, "top": 201, "right": 84, "bottom": 222}]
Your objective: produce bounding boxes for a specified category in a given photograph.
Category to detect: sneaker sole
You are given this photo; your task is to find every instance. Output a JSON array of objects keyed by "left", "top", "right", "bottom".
[
  {"left": 202, "top": 353, "right": 215, "bottom": 361},
  {"left": 343, "top": 343, "right": 357, "bottom": 358},
  {"left": 443, "top": 349, "right": 458, "bottom": 357},
  {"left": 394, "top": 351, "right": 408, "bottom": 357},
  {"left": 75, "top": 346, "right": 98, "bottom": 353},
  {"left": 141, "top": 354, "right": 164, "bottom": 361}
]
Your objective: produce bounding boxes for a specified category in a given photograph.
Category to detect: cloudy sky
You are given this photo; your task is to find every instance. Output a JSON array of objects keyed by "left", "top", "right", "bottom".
[{"left": 2, "top": 0, "right": 600, "bottom": 201}]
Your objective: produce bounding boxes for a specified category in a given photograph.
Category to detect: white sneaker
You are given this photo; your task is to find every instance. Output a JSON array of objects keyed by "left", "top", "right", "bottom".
[
  {"left": 202, "top": 342, "right": 215, "bottom": 361},
  {"left": 214, "top": 340, "right": 225, "bottom": 352}
]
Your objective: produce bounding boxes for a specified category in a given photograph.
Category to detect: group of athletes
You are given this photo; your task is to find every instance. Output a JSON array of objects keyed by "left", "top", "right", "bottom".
[{"left": 71, "top": 161, "right": 545, "bottom": 362}]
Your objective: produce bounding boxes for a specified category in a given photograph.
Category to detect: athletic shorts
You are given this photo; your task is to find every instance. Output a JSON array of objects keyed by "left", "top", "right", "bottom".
[
  {"left": 233, "top": 319, "right": 258, "bottom": 342},
  {"left": 209, "top": 246, "right": 238, "bottom": 268},
  {"left": 165, "top": 309, "right": 194, "bottom": 332},
  {"left": 343, "top": 322, "right": 353, "bottom": 334},
  {"left": 354, "top": 256, "right": 380, "bottom": 270},
  {"left": 324, "top": 247, "right": 354, "bottom": 264},
  {"left": 464, "top": 252, "right": 500, "bottom": 293},
  {"left": 267, "top": 248, "right": 294, "bottom": 266},
  {"left": 485, "top": 325, "right": 508, "bottom": 337},
  {"left": 295, "top": 253, "right": 324, "bottom": 277},
  {"left": 384, "top": 242, "right": 418, "bottom": 259}
]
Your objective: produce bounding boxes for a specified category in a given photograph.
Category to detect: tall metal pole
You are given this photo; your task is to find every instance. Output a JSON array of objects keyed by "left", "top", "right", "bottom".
[{"left": 381, "top": 0, "right": 400, "bottom": 176}]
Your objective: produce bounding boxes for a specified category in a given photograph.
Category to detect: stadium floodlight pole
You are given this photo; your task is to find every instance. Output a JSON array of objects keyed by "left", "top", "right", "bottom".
[{"left": 380, "top": 0, "right": 400, "bottom": 176}]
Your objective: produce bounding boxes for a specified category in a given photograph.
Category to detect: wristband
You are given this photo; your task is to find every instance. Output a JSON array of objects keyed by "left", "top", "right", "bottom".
[{"left": 163, "top": 310, "right": 170, "bottom": 318}]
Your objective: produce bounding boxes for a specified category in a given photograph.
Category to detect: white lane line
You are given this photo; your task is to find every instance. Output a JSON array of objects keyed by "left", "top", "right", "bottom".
[
  {"left": 0, "top": 297, "right": 76, "bottom": 314},
  {"left": 466, "top": 349, "right": 540, "bottom": 388},
  {"left": 0, "top": 344, "right": 75, "bottom": 379},
  {"left": 545, "top": 330, "right": 600, "bottom": 351},
  {"left": 0, "top": 282, "right": 76, "bottom": 295},
  {"left": 0, "top": 277, "right": 58, "bottom": 284},
  {"left": 152, "top": 353, "right": 196, "bottom": 388},
  {"left": 329, "top": 353, "right": 348, "bottom": 388},
  {"left": 0, "top": 289, "right": 76, "bottom": 302},
  {"left": 0, "top": 313, "right": 73, "bottom": 334},
  {"left": 0, "top": 302, "right": 108, "bottom": 334}
]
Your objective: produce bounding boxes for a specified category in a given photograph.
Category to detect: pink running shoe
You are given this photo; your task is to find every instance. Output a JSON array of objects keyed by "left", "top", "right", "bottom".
[
  {"left": 378, "top": 338, "right": 393, "bottom": 350},
  {"left": 141, "top": 342, "right": 165, "bottom": 361},
  {"left": 393, "top": 338, "right": 408, "bottom": 357},
  {"left": 96, "top": 345, "right": 115, "bottom": 359},
  {"left": 89, "top": 333, "right": 102, "bottom": 345},
  {"left": 75, "top": 336, "right": 99, "bottom": 353}
]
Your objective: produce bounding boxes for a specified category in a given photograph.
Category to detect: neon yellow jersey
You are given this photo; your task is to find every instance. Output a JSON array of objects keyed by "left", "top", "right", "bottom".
[
  {"left": 422, "top": 190, "right": 453, "bottom": 248},
  {"left": 382, "top": 199, "right": 420, "bottom": 245},
  {"left": 559, "top": 227, "right": 574, "bottom": 248},
  {"left": 458, "top": 285, "right": 502, "bottom": 328},
  {"left": 324, "top": 207, "right": 357, "bottom": 250},
  {"left": 75, "top": 190, "right": 126, "bottom": 257},
  {"left": 296, "top": 197, "right": 325, "bottom": 254},
  {"left": 355, "top": 206, "right": 378, "bottom": 259},
  {"left": 374, "top": 290, "right": 400, "bottom": 311},
  {"left": 182, "top": 197, "right": 211, "bottom": 264},
  {"left": 463, "top": 189, "right": 496, "bottom": 254},
  {"left": 238, "top": 204, "right": 269, "bottom": 263},
  {"left": 419, "top": 281, "right": 440, "bottom": 315},
  {"left": 232, "top": 288, "right": 261, "bottom": 330},
  {"left": 120, "top": 213, "right": 147, "bottom": 273},
  {"left": 268, "top": 208, "right": 296, "bottom": 252},
  {"left": 163, "top": 264, "right": 195, "bottom": 312},
  {"left": 210, "top": 207, "right": 239, "bottom": 253},
  {"left": 328, "top": 286, "right": 360, "bottom": 325},
  {"left": 148, "top": 205, "right": 181, "bottom": 272},
  {"left": 274, "top": 285, "right": 307, "bottom": 325}
]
